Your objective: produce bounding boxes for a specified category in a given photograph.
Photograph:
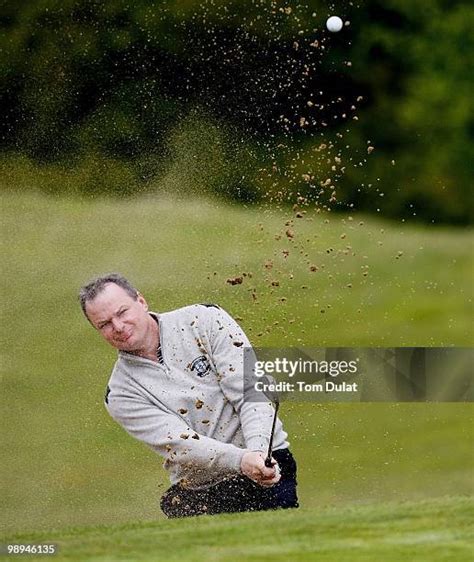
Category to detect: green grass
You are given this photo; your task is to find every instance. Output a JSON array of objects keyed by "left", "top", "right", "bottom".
[
  {"left": 3, "top": 497, "right": 473, "bottom": 562},
  {"left": 1, "top": 191, "right": 473, "bottom": 547},
  {"left": 2, "top": 191, "right": 472, "bottom": 348}
]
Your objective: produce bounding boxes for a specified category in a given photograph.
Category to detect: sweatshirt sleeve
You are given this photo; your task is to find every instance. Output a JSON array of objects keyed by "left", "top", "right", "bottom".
[
  {"left": 204, "top": 305, "right": 282, "bottom": 453},
  {"left": 106, "top": 389, "right": 245, "bottom": 485}
]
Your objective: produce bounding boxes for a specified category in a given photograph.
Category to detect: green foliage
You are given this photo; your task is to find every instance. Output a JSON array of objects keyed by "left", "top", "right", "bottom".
[
  {"left": 342, "top": 0, "right": 474, "bottom": 223},
  {"left": 0, "top": 0, "right": 472, "bottom": 222},
  {"left": 0, "top": 153, "right": 142, "bottom": 197}
]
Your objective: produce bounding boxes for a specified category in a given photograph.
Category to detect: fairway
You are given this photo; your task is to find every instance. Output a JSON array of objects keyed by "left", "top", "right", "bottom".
[
  {"left": 3, "top": 496, "right": 473, "bottom": 562},
  {"left": 2, "top": 191, "right": 472, "bottom": 348},
  {"left": 1, "top": 192, "right": 473, "bottom": 558}
]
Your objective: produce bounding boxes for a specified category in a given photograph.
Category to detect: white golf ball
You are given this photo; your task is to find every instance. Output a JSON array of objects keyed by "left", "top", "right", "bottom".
[{"left": 326, "top": 16, "right": 343, "bottom": 33}]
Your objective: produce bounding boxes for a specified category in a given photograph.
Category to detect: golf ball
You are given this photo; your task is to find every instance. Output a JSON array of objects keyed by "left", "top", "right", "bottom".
[{"left": 326, "top": 16, "right": 343, "bottom": 33}]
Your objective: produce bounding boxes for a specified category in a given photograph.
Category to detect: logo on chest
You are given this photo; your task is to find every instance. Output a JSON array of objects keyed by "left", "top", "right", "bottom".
[{"left": 190, "top": 355, "right": 212, "bottom": 378}]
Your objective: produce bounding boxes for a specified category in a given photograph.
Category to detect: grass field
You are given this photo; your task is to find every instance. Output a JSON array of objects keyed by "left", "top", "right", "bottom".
[
  {"left": 3, "top": 497, "right": 473, "bottom": 562},
  {"left": 1, "top": 191, "right": 473, "bottom": 559}
]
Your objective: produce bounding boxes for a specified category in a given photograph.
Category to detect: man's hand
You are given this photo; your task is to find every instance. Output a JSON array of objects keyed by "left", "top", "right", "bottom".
[{"left": 240, "top": 451, "right": 281, "bottom": 487}]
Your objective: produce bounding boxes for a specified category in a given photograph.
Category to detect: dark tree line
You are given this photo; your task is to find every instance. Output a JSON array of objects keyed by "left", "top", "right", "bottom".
[{"left": 1, "top": 0, "right": 472, "bottom": 223}]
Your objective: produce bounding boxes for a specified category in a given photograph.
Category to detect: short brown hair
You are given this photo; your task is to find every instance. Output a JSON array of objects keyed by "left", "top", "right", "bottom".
[{"left": 79, "top": 273, "right": 138, "bottom": 320}]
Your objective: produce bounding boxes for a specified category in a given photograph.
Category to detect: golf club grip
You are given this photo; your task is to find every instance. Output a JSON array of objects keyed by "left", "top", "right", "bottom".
[{"left": 264, "top": 457, "right": 275, "bottom": 468}]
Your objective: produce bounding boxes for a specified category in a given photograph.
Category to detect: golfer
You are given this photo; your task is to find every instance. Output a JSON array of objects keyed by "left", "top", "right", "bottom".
[{"left": 79, "top": 273, "right": 298, "bottom": 517}]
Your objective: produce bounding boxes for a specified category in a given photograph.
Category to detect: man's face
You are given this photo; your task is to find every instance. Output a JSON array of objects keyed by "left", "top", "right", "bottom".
[{"left": 85, "top": 283, "right": 152, "bottom": 352}]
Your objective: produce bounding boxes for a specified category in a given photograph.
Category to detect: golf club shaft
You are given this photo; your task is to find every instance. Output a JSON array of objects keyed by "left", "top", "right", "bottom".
[{"left": 264, "top": 400, "right": 279, "bottom": 467}]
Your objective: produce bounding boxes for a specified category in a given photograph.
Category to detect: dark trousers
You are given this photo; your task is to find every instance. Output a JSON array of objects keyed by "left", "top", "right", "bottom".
[{"left": 160, "top": 448, "right": 298, "bottom": 518}]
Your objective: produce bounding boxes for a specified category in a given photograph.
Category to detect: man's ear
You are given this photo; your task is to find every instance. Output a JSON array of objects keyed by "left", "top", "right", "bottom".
[{"left": 137, "top": 292, "right": 149, "bottom": 311}]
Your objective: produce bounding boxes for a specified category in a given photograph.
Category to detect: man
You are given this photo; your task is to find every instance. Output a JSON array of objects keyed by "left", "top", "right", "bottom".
[{"left": 79, "top": 273, "right": 298, "bottom": 517}]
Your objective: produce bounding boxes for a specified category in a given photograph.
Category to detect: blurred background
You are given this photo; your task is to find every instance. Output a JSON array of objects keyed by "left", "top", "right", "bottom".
[
  {"left": 1, "top": 0, "right": 473, "bottom": 537},
  {"left": 1, "top": 0, "right": 473, "bottom": 222}
]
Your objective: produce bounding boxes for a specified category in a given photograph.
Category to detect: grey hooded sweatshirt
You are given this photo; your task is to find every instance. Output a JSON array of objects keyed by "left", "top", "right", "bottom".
[{"left": 105, "top": 304, "right": 288, "bottom": 489}]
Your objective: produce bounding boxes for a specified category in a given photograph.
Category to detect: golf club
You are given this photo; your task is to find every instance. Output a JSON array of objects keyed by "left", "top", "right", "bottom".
[{"left": 264, "top": 386, "right": 280, "bottom": 468}]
